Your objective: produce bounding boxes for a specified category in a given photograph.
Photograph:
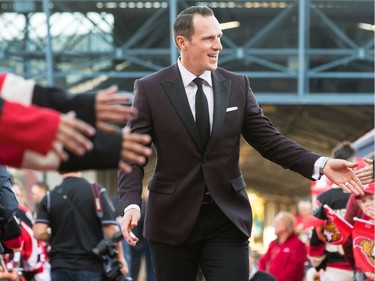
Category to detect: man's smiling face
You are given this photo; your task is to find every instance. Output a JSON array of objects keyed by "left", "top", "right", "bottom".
[{"left": 180, "top": 14, "right": 223, "bottom": 76}]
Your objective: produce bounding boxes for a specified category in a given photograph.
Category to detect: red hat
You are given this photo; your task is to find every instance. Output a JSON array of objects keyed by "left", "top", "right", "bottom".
[
  {"left": 356, "top": 182, "right": 375, "bottom": 199},
  {"left": 364, "top": 182, "right": 375, "bottom": 194}
]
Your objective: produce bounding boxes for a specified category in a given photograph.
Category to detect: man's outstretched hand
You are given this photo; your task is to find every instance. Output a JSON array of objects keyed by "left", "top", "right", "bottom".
[{"left": 323, "top": 159, "right": 364, "bottom": 196}]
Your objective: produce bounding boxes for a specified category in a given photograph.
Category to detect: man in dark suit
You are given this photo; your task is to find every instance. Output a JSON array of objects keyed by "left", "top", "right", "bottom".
[{"left": 118, "top": 6, "right": 364, "bottom": 281}]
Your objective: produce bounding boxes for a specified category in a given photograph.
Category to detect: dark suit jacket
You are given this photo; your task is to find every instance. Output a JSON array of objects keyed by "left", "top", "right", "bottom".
[{"left": 118, "top": 64, "right": 320, "bottom": 245}]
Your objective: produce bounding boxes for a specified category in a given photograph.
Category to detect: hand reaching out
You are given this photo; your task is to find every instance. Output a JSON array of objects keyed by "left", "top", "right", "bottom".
[
  {"left": 119, "top": 127, "right": 152, "bottom": 173},
  {"left": 21, "top": 148, "right": 60, "bottom": 171},
  {"left": 19, "top": 126, "right": 152, "bottom": 172},
  {"left": 355, "top": 158, "right": 374, "bottom": 185},
  {"left": 95, "top": 85, "right": 136, "bottom": 132},
  {"left": 56, "top": 112, "right": 95, "bottom": 158},
  {"left": 323, "top": 159, "right": 364, "bottom": 196}
]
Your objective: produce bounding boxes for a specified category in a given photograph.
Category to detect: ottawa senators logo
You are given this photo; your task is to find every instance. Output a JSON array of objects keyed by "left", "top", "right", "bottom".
[
  {"left": 316, "top": 221, "right": 342, "bottom": 243},
  {"left": 353, "top": 237, "right": 375, "bottom": 270}
]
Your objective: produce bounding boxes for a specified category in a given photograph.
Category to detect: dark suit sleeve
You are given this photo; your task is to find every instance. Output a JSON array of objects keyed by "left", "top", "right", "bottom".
[
  {"left": 33, "top": 85, "right": 96, "bottom": 126},
  {"left": 59, "top": 130, "right": 122, "bottom": 171},
  {"left": 117, "top": 79, "right": 150, "bottom": 212},
  {"left": 240, "top": 75, "right": 320, "bottom": 179}
]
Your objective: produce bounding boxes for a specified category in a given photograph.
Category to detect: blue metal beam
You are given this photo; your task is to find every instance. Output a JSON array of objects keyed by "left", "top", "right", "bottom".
[{"left": 0, "top": 0, "right": 373, "bottom": 105}]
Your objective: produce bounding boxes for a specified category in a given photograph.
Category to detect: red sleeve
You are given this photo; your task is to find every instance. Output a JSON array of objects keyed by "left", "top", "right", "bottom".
[
  {"left": 276, "top": 239, "right": 307, "bottom": 281},
  {"left": 0, "top": 73, "right": 6, "bottom": 90},
  {"left": 258, "top": 241, "right": 274, "bottom": 270},
  {"left": 0, "top": 72, "right": 96, "bottom": 126},
  {"left": 0, "top": 100, "right": 60, "bottom": 155},
  {"left": 0, "top": 144, "right": 24, "bottom": 168},
  {"left": 258, "top": 254, "right": 267, "bottom": 271}
]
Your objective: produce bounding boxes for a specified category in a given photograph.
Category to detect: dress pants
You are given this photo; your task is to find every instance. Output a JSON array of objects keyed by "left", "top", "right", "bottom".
[{"left": 149, "top": 202, "right": 249, "bottom": 281}]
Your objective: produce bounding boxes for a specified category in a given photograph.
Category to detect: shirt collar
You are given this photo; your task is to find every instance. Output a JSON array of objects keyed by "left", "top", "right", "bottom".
[{"left": 177, "top": 58, "right": 212, "bottom": 87}]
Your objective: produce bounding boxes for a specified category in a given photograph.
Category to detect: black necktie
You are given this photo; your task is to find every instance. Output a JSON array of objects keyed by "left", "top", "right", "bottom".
[{"left": 193, "top": 77, "right": 210, "bottom": 150}]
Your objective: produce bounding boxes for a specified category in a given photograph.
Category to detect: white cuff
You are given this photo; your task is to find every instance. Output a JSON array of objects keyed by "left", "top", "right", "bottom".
[
  {"left": 312, "top": 156, "right": 330, "bottom": 180},
  {"left": 124, "top": 204, "right": 140, "bottom": 214},
  {"left": 1, "top": 73, "right": 35, "bottom": 105}
]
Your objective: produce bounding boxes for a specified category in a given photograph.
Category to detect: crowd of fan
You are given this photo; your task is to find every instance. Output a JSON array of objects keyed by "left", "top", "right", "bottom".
[{"left": 251, "top": 142, "right": 374, "bottom": 281}]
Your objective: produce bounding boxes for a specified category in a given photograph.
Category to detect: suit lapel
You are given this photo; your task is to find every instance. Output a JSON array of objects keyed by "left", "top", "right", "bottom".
[
  {"left": 161, "top": 66, "right": 202, "bottom": 150},
  {"left": 206, "top": 71, "right": 231, "bottom": 153},
  {"left": 161, "top": 66, "right": 232, "bottom": 154}
]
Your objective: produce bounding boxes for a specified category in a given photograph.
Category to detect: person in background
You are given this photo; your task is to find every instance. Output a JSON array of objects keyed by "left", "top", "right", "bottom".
[
  {"left": 350, "top": 183, "right": 375, "bottom": 281},
  {"left": 248, "top": 246, "right": 275, "bottom": 281},
  {"left": 11, "top": 181, "right": 33, "bottom": 225},
  {"left": 0, "top": 180, "right": 51, "bottom": 281},
  {"left": 31, "top": 181, "right": 49, "bottom": 214},
  {"left": 3, "top": 181, "right": 51, "bottom": 281},
  {"left": 258, "top": 212, "right": 306, "bottom": 281},
  {"left": 33, "top": 172, "right": 128, "bottom": 281},
  {"left": 294, "top": 199, "right": 313, "bottom": 245},
  {"left": 0, "top": 166, "right": 23, "bottom": 254},
  {"left": 344, "top": 152, "right": 374, "bottom": 281},
  {"left": 294, "top": 199, "right": 314, "bottom": 280},
  {"left": 118, "top": 5, "right": 364, "bottom": 281},
  {"left": 29, "top": 181, "right": 52, "bottom": 280},
  {"left": 355, "top": 156, "right": 374, "bottom": 185},
  {"left": 308, "top": 141, "right": 358, "bottom": 281},
  {"left": 345, "top": 153, "right": 375, "bottom": 227}
]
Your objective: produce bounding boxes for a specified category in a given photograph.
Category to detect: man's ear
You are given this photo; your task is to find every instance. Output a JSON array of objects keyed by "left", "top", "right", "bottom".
[{"left": 176, "top": 35, "right": 187, "bottom": 50}]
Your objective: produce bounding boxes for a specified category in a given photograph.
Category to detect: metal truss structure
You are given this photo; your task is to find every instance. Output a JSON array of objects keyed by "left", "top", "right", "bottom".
[{"left": 0, "top": 0, "right": 373, "bottom": 104}]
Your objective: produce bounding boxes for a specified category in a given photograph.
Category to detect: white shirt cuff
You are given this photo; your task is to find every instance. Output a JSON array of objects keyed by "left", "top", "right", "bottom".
[
  {"left": 124, "top": 204, "right": 140, "bottom": 214},
  {"left": 312, "top": 156, "right": 330, "bottom": 180}
]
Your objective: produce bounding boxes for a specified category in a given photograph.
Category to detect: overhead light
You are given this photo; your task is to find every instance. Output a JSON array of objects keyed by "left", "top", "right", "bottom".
[
  {"left": 220, "top": 21, "right": 240, "bottom": 30},
  {"left": 358, "top": 22, "right": 375, "bottom": 32}
]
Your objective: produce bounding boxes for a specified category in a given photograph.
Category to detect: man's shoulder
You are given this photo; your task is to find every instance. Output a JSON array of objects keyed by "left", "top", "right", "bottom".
[
  {"left": 212, "top": 68, "right": 248, "bottom": 86},
  {"left": 140, "top": 64, "right": 177, "bottom": 82},
  {"left": 215, "top": 67, "right": 245, "bottom": 78}
]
